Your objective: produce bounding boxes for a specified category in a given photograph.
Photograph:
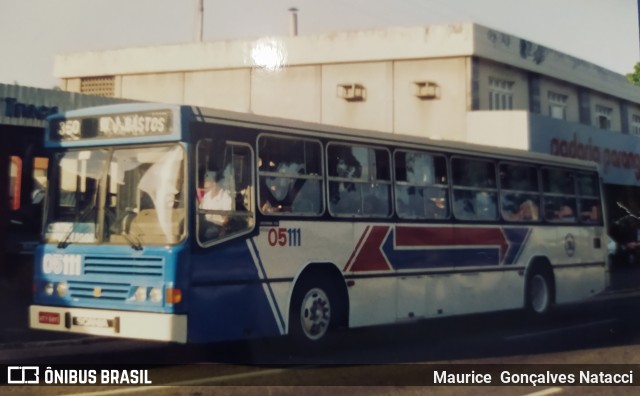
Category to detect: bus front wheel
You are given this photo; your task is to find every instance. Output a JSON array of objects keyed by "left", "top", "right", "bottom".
[{"left": 289, "top": 276, "right": 343, "bottom": 352}]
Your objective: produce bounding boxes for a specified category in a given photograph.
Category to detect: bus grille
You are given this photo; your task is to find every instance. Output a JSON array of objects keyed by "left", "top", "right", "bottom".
[
  {"left": 83, "top": 256, "right": 164, "bottom": 277},
  {"left": 68, "top": 281, "right": 130, "bottom": 301}
]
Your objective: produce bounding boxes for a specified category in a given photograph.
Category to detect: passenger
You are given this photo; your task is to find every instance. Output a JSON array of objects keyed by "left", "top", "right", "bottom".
[
  {"left": 516, "top": 199, "right": 539, "bottom": 221},
  {"left": 554, "top": 205, "right": 575, "bottom": 221}
]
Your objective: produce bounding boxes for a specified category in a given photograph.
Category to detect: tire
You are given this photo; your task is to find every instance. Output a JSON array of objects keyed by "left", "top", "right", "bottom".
[
  {"left": 525, "top": 267, "right": 555, "bottom": 316},
  {"left": 289, "top": 275, "right": 343, "bottom": 352}
]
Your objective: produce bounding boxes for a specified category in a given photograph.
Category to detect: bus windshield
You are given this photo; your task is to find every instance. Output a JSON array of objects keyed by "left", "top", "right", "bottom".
[{"left": 45, "top": 144, "right": 186, "bottom": 247}]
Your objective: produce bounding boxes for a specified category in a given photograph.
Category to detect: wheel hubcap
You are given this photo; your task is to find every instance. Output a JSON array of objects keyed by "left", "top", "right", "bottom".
[
  {"left": 530, "top": 274, "right": 549, "bottom": 313},
  {"left": 300, "top": 287, "right": 331, "bottom": 340}
]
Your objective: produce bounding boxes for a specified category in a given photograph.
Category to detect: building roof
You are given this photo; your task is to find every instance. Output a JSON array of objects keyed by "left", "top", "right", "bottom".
[{"left": 54, "top": 22, "right": 640, "bottom": 103}]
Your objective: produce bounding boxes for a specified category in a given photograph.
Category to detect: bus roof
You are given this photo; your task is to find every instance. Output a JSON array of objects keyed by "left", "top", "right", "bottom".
[
  {"left": 190, "top": 105, "right": 600, "bottom": 173},
  {"left": 47, "top": 102, "right": 599, "bottom": 172}
]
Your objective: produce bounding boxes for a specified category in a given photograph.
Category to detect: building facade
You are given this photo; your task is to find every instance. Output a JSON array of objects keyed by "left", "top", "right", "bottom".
[{"left": 53, "top": 23, "right": 640, "bottom": 215}]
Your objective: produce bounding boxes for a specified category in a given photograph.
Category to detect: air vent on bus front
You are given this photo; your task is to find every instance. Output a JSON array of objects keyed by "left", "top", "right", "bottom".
[{"left": 83, "top": 256, "right": 164, "bottom": 277}]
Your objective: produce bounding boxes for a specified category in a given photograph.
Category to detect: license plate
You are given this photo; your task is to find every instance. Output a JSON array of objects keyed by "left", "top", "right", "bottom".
[
  {"left": 39, "top": 311, "right": 60, "bottom": 325},
  {"left": 72, "top": 316, "right": 113, "bottom": 328}
]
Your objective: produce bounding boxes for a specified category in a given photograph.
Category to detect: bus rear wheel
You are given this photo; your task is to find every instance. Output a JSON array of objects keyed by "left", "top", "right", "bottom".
[
  {"left": 526, "top": 267, "right": 555, "bottom": 316},
  {"left": 289, "top": 276, "right": 343, "bottom": 353}
]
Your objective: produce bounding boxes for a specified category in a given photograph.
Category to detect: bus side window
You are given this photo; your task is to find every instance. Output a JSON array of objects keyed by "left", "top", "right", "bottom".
[
  {"left": 576, "top": 172, "right": 601, "bottom": 224},
  {"left": 328, "top": 144, "right": 391, "bottom": 217},
  {"left": 395, "top": 150, "right": 449, "bottom": 220},
  {"left": 499, "top": 163, "right": 541, "bottom": 222},
  {"left": 451, "top": 157, "right": 497, "bottom": 221},
  {"left": 197, "top": 140, "right": 255, "bottom": 245},
  {"left": 258, "top": 135, "right": 323, "bottom": 216},
  {"left": 542, "top": 168, "right": 577, "bottom": 223}
]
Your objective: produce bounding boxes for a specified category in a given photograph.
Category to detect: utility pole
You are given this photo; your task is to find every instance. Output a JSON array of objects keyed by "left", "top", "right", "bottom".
[
  {"left": 289, "top": 7, "right": 298, "bottom": 37},
  {"left": 196, "top": 0, "right": 204, "bottom": 42}
]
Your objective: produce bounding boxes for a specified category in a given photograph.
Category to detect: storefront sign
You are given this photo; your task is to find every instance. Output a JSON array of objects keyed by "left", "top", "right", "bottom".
[
  {"left": 529, "top": 114, "right": 640, "bottom": 186},
  {"left": 3, "top": 97, "right": 58, "bottom": 121}
]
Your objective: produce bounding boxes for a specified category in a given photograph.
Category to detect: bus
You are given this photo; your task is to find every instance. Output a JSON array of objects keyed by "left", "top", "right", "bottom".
[{"left": 30, "top": 103, "right": 607, "bottom": 348}]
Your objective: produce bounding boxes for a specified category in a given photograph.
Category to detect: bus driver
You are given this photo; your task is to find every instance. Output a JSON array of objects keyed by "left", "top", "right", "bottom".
[{"left": 200, "top": 171, "right": 233, "bottom": 238}]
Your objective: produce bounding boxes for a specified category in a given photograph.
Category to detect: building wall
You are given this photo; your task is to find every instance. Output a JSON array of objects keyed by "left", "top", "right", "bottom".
[
  {"left": 252, "top": 65, "right": 321, "bottom": 123},
  {"left": 393, "top": 58, "right": 468, "bottom": 140},
  {"left": 185, "top": 69, "right": 251, "bottom": 113},
  {"left": 52, "top": 23, "right": 640, "bottom": 182},
  {"left": 321, "top": 62, "right": 393, "bottom": 132},
  {"left": 121, "top": 73, "right": 184, "bottom": 103}
]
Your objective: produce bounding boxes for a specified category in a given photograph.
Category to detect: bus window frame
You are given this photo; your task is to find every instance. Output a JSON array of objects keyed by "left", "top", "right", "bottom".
[
  {"left": 450, "top": 155, "right": 499, "bottom": 222},
  {"left": 326, "top": 141, "right": 393, "bottom": 219},
  {"left": 498, "top": 161, "right": 542, "bottom": 223},
  {"left": 256, "top": 133, "right": 325, "bottom": 217},
  {"left": 196, "top": 139, "right": 256, "bottom": 248},
  {"left": 541, "top": 166, "right": 578, "bottom": 224},
  {"left": 393, "top": 148, "right": 450, "bottom": 221}
]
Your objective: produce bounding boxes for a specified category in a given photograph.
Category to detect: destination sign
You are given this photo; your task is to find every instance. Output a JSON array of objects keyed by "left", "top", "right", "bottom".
[{"left": 49, "top": 110, "right": 173, "bottom": 142}]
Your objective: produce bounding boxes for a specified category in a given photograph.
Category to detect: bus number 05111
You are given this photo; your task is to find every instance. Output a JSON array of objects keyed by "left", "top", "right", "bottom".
[{"left": 267, "top": 228, "right": 302, "bottom": 247}]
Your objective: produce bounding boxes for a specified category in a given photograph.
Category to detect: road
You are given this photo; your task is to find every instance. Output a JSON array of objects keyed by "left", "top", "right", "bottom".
[{"left": 4, "top": 291, "right": 640, "bottom": 395}]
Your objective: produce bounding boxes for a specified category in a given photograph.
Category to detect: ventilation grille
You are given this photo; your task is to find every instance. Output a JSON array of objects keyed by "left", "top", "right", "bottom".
[
  {"left": 83, "top": 256, "right": 164, "bottom": 277},
  {"left": 68, "top": 280, "right": 130, "bottom": 301},
  {"left": 80, "top": 76, "right": 115, "bottom": 97}
]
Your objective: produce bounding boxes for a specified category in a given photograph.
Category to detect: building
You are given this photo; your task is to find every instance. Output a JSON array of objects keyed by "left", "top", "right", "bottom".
[
  {"left": 53, "top": 22, "right": 640, "bottom": 219},
  {"left": 0, "top": 84, "right": 123, "bottom": 275}
]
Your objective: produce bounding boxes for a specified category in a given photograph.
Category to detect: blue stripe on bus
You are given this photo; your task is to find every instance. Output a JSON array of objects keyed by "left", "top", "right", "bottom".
[
  {"left": 249, "top": 238, "right": 286, "bottom": 333},
  {"left": 503, "top": 227, "right": 532, "bottom": 265},
  {"left": 187, "top": 239, "right": 282, "bottom": 343}
]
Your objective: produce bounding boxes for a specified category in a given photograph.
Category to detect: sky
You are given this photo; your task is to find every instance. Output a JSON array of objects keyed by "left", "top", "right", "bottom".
[{"left": 0, "top": 0, "right": 638, "bottom": 89}]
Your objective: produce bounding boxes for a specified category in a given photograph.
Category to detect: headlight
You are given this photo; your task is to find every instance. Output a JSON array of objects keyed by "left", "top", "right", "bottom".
[
  {"left": 56, "top": 283, "right": 68, "bottom": 297},
  {"left": 44, "top": 283, "right": 54, "bottom": 296},
  {"left": 134, "top": 286, "right": 147, "bottom": 302},
  {"left": 149, "top": 287, "right": 163, "bottom": 303}
]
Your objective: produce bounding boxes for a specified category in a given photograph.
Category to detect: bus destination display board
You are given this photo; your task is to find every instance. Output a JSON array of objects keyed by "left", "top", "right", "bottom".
[{"left": 50, "top": 110, "right": 173, "bottom": 142}]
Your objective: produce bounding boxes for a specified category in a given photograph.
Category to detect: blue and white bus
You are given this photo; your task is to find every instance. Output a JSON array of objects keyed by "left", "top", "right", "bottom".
[{"left": 30, "top": 103, "right": 607, "bottom": 348}]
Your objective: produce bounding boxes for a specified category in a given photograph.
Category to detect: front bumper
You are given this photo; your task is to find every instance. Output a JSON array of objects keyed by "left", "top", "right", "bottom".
[{"left": 29, "top": 305, "right": 187, "bottom": 343}]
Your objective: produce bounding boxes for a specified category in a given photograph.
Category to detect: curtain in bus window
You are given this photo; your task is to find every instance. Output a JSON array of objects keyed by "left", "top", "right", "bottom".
[{"left": 138, "top": 146, "right": 184, "bottom": 243}]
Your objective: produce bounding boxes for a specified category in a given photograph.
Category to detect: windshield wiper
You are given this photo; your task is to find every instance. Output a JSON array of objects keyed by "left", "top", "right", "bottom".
[
  {"left": 121, "top": 230, "right": 143, "bottom": 251},
  {"left": 57, "top": 205, "right": 97, "bottom": 249},
  {"left": 109, "top": 208, "right": 142, "bottom": 250}
]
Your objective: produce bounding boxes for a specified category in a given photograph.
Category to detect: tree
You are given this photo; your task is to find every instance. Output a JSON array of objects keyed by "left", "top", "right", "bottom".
[{"left": 627, "top": 62, "right": 640, "bottom": 86}]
